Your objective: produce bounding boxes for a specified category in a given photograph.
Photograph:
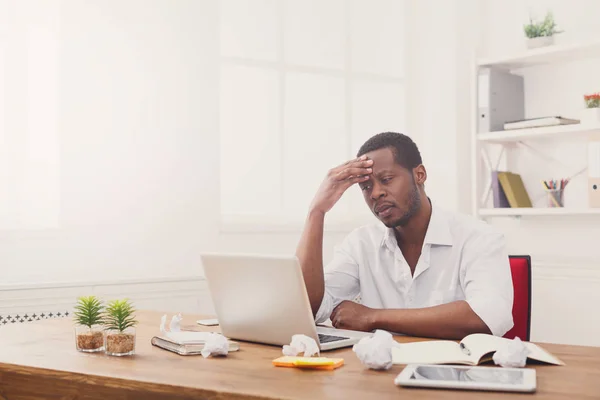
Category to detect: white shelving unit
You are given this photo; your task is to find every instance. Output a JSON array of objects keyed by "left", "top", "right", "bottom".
[
  {"left": 473, "top": 40, "right": 600, "bottom": 218},
  {"left": 477, "top": 39, "right": 600, "bottom": 69},
  {"left": 479, "top": 208, "right": 600, "bottom": 217},
  {"left": 478, "top": 123, "right": 600, "bottom": 144}
]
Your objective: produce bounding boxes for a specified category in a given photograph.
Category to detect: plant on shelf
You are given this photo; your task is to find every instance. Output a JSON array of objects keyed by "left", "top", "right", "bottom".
[
  {"left": 73, "top": 295, "right": 105, "bottom": 352},
  {"left": 581, "top": 92, "right": 600, "bottom": 125},
  {"left": 584, "top": 93, "right": 600, "bottom": 108},
  {"left": 103, "top": 299, "right": 138, "bottom": 356},
  {"left": 523, "top": 12, "right": 561, "bottom": 49}
]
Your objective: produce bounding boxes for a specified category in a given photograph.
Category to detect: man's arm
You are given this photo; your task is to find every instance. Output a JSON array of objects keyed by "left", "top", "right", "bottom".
[
  {"left": 330, "top": 300, "right": 489, "bottom": 339},
  {"left": 296, "top": 210, "right": 326, "bottom": 315},
  {"left": 296, "top": 155, "right": 373, "bottom": 316},
  {"left": 373, "top": 301, "right": 490, "bottom": 339}
]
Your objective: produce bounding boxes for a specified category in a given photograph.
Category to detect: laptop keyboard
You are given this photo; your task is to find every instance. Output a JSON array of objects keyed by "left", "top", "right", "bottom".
[{"left": 318, "top": 333, "right": 349, "bottom": 344}]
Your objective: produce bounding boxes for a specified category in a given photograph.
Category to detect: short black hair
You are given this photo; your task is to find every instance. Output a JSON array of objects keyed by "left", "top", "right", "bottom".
[{"left": 356, "top": 132, "right": 422, "bottom": 170}]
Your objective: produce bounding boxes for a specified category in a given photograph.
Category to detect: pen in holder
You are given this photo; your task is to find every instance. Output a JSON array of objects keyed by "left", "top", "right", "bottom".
[
  {"left": 546, "top": 189, "right": 564, "bottom": 208},
  {"left": 543, "top": 179, "right": 569, "bottom": 208}
]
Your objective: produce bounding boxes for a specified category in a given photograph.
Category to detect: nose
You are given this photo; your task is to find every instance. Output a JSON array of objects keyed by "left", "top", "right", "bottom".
[{"left": 370, "top": 180, "right": 385, "bottom": 201}]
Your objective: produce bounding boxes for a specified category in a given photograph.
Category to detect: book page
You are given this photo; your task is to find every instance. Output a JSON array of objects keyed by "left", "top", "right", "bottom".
[
  {"left": 392, "top": 341, "right": 473, "bottom": 365},
  {"left": 461, "top": 334, "right": 565, "bottom": 366},
  {"left": 460, "top": 334, "right": 507, "bottom": 363},
  {"left": 524, "top": 342, "right": 565, "bottom": 365}
]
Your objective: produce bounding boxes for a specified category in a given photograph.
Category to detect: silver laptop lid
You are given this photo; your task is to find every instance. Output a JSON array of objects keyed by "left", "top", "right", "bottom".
[{"left": 201, "top": 253, "right": 320, "bottom": 347}]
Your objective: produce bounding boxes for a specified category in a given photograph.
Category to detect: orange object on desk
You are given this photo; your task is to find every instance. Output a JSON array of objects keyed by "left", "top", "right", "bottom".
[{"left": 272, "top": 356, "right": 344, "bottom": 370}]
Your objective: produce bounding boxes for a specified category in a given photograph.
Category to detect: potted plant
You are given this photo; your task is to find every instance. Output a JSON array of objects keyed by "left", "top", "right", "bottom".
[
  {"left": 104, "top": 299, "right": 138, "bottom": 356},
  {"left": 523, "top": 12, "right": 561, "bottom": 49},
  {"left": 582, "top": 92, "right": 600, "bottom": 125},
  {"left": 74, "top": 295, "right": 105, "bottom": 353}
]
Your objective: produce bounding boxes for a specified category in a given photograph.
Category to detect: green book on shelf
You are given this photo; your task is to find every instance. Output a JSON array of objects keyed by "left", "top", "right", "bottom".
[{"left": 497, "top": 172, "right": 532, "bottom": 208}]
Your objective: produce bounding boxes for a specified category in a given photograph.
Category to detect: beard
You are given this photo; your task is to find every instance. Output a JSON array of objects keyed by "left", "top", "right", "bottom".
[{"left": 385, "top": 179, "right": 421, "bottom": 228}]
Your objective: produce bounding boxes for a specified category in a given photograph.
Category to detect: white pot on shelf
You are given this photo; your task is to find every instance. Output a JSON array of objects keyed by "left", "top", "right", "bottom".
[
  {"left": 526, "top": 35, "right": 554, "bottom": 49},
  {"left": 580, "top": 107, "right": 600, "bottom": 125}
]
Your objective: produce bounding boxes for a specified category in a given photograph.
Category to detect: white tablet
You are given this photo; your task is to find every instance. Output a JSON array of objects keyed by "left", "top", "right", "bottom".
[{"left": 395, "top": 364, "right": 536, "bottom": 393}]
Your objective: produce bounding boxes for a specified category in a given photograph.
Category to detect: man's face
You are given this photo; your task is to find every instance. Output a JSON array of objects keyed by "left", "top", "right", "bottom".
[{"left": 358, "top": 147, "right": 421, "bottom": 228}]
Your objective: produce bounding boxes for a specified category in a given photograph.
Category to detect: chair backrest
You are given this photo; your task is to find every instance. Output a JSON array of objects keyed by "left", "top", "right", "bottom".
[{"left": 503, "top": 255, "right": 532, "bottom": 341}]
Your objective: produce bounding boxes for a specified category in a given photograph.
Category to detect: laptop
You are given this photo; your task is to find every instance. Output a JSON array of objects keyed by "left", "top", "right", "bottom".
[{"left": 201, "top": 253, "right": 371, "bottom": 351}]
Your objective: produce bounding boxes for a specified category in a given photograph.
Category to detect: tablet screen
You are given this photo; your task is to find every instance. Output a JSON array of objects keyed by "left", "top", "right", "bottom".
[{"left": 410, "top": 365, "right": 525, "bottom": 385}]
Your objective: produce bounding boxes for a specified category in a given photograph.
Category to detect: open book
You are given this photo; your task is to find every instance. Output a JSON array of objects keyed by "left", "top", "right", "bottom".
[{"left": 392, "top": 334, "right": 564, "bottom": 366}]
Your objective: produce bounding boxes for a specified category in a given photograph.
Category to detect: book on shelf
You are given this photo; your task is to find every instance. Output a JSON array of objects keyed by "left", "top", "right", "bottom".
[
  {"left": 497, "top": 172, "right": 532, "bottom": 208},
  {"left": 503, "top": 116, "right": 580, "bottom": 131},
  {"left": 151, "top": 334, "right": 240, "bottom": 356},
  {"left": 491, "top": 171, "right": 510, "bottom": 208},
  {"left": 392, "top": 333, "right": 564, "bottom": 366}
]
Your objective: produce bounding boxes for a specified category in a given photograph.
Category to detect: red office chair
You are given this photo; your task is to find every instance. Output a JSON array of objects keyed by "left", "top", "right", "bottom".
[{"left": 503, "top": 255, "right": 532, "bottom": 341}]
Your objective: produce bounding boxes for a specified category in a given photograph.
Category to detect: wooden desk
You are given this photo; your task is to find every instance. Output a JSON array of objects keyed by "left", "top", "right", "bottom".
[{"left": 1, "top": 311, "right": 599, "bottom": 399}]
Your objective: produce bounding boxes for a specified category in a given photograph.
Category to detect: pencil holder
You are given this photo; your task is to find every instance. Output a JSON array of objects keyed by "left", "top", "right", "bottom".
[{"left": 546, "top": 189, "right": 564, "bottom": 208}]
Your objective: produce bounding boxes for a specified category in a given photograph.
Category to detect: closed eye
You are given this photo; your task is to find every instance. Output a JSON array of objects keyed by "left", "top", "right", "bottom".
[{"left": 381, "top": 177, "right": 393, "bottom": 184}]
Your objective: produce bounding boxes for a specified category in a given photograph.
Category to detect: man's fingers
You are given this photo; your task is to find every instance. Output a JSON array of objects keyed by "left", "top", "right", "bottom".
[
  {"left": 331, "top": 310, "right": 341, "bottom": 328},
  {"left": 345, "top": 175, "right": 370, "bottom": 187},
  {"left": 330, "top": 302, "right": 343, "bottom": 325},
  {"left": 332, "top": 157, "right": 373, "bottom": 174},
  {"left": 336, "top": 167, "right": 372, "bottom": 181},
  {"left": 330, "top": 305, "right": 339, "bottom": 322},
  {"left": 344, "top": 154, "right": 367, "bottom": 165}
]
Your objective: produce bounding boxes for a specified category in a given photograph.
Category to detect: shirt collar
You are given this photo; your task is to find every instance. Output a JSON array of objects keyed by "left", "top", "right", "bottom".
[{"left": 380, "top": 203, "right": 453, "bottom": 248}]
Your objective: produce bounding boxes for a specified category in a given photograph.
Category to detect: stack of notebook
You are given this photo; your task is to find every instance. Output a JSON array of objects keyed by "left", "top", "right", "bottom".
[
  {"left": 492, "top": 171, "right": 532, "bottom": 208},
  {"left": 151, "top": 332, "right": 240, "bottom": 356}
]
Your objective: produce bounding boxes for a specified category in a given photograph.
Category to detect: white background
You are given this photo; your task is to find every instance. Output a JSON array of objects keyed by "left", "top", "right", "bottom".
[{"left": 2, "top": 0, "right": 600, "bottom": 347}]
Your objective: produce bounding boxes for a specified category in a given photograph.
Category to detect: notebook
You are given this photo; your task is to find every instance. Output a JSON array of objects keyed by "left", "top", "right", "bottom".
[
  {"left": 151, "top": 334, "right": 240, "bottom": 356},
  {"left": 503, "top": 116, "right": 580, "bottom": 130},
  {"left": 497, "top": 172, "right": 532, "bottom": 208},
  {"left": 272, "top": 356, "right": 344, "bottom": 370},
  {"left": 392, "top": 334, "right": 564, "bottom": 366},
  {"left": 492, "top": 171, "right": 510, "bottom": 208}
]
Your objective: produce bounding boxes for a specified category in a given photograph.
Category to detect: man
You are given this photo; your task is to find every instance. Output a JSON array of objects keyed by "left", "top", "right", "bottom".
[{"left": 296, "top": 132, "right": 513, "bottom": 340}]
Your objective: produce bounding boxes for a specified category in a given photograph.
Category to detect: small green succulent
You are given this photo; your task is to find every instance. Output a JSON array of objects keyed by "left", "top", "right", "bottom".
[
  {"left": 104, "top": 299, "right": 138, "bottom": 333},
  {"left": 73, "top": 296, "right": 104, "bottom": 329},
  {"left": 524, "top": 12, "right": 562, "bottom": 38}
]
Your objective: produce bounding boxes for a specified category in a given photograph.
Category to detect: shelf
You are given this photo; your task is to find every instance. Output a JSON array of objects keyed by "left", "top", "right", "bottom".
[
  {"left": 477, "top": 40, "right": 600, "bottom": 69},
  {"left": 479, "top": 208, "right": 600, "bottom": 217},
  {"left": 477, "top": 123, "right": 600, "bottom": 143}
]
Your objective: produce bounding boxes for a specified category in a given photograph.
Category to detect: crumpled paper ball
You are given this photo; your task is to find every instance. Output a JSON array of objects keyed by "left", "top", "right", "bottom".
[
  {"left": 201, "top": 333, "right": 230, "bottom": 358},
  {"left": 160, "top": 313, "right": 183, "bottom": 334},
  {"left": 282, "top": 334, "right": 320, "bottom": 357},
  {"left": 493, "top": 337, "right": 530, "bottom": 368},
  {"left": 352, "top": 330, "right": 398, "bottom": 370},
  {"left": 169, "top": 313, "right": 183, "bottom": 332}
]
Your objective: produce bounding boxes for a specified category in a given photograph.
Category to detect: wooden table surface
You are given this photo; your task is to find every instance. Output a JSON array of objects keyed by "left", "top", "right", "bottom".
[{"left": 1, "top": 310, "right": 600, "bottom": 399}]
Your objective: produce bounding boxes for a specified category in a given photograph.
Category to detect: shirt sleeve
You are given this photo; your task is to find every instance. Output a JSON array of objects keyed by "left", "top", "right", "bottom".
[
  {"left": 314, "top": 237, "right": 361, "bottom": 324},
  {"left": 461, "top": 228, "right": 514, "bottom": 337}
]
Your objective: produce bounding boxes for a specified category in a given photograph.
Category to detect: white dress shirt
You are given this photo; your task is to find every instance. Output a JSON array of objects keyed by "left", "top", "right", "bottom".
[{"left": 315, "top": 204, "right": 514, "bottom": 337}]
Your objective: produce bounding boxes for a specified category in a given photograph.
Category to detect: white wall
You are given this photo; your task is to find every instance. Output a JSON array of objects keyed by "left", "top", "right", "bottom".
[
  {"left": 4, "top": 0, "right": 600, "bottom": 347},
  {"left": 218, "top": 0, "right": 408, "bottom": 262},
  {"left": 1, "top": 0, "right": 220, "bottom": 284},
  {"left": 219, "top": 0, "right": 407, "bottom": 229}
]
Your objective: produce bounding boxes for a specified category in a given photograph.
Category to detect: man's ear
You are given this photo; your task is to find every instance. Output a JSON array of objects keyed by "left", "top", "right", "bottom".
[{"left": 413, "top": 165, "right": 427, "bottom": 186}]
